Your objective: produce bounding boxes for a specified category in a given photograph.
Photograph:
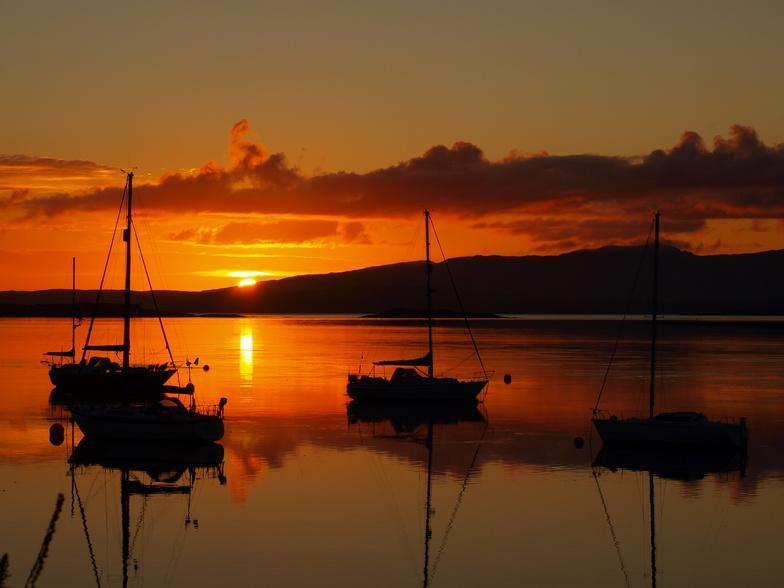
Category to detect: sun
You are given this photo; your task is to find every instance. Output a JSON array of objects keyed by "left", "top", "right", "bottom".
[{"left": 237, "top": 278, "right": 257, "bottom": 287}]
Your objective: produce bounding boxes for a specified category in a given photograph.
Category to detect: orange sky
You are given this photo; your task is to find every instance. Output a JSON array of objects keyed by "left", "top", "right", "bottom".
[
  {"left": 2, "top": 2, "right": 784, "bottom": 290},
  {"left": 2, "top": 120, "right": 784, "bottom": 290}
]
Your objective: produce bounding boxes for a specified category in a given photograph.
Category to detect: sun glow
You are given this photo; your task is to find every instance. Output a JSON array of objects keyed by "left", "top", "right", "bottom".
[{"left": 237, "top": 278, "right": 257, "bottom": 287}]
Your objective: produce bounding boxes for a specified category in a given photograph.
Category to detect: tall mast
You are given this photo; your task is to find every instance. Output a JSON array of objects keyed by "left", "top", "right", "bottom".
[
  {"left": 649, "top": 212, "right": 660, "bottom": 419},
  {"left": 122, "top": 172, "right": 133, "bottom": 371},
  {"left": 425, "top": 210, "right": 434, "bottom": 378},
  {"left": 71, "top": 257, "right": 76, "bottom": 363}
]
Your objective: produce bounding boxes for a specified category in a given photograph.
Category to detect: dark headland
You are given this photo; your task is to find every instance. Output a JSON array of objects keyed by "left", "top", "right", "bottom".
[{"left": 3, "top": 245, "right": 784, "bottom": 317}]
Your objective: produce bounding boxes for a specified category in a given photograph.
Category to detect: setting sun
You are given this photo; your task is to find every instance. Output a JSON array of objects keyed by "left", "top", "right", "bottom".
[{"left": 237, "top": 278, "right": 257, "bottom": 287}]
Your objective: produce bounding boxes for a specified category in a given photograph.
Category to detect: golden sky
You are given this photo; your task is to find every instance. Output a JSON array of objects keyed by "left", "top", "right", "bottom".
[{"left": 2, "top": 1, "right": 784, "bottom": 290}]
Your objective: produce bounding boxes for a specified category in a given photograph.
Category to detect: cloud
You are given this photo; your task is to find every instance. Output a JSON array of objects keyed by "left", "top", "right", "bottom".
[
  {"left": 6, "top": 121, "right": 784, "bottom": 230},
  {"left": 0, "top": 155, "right": 118, "bottom": 195},
  {"left": 474, "top": 217, "right": 706, "bottom": 250},
  {"left": 170, "top": 218, "right": 371, "bottom": 245}
]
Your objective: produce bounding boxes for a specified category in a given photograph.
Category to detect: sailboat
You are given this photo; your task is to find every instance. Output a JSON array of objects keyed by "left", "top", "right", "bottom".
[
  {"left": 347, "top": 210, "right": 489, "bottom": 402},
  {"left": 46, "top": 172, "right": 183, "bottom": 397},
  {"left": 592, "top": 212, "right": 748, "bottom": 449},
  {"left": 70, "top": 394, "right": 227, "bottom": 442}
]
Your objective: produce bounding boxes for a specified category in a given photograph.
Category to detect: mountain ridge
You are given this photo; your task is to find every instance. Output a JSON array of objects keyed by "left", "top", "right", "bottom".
[{"left": 3, "top": 245, "right": 784, "bottom": 315}]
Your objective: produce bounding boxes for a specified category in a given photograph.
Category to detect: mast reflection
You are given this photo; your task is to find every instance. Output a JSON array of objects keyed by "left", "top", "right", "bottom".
[
  {"left": 68, "top": 438, "right": 226, "bottom": 588},
  {"left": 347, "top": 400, "right": 487, "bottom": 587},
  {"left": 592, "top": 445, "right": 747, "bottom": 588}
]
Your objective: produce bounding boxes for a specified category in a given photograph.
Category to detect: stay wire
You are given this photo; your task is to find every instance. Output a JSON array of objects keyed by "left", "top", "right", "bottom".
[
  {"left": 591, "top": 470, "right": 632, "bottom": 588},
  {"left": 429, "top": 417, "right": 490, "bottom": 582},
  {"left": 592, "top": 218, "right": 655, "bottom": 414},
  {"left": 428, "top": 217, "right": 489, "bottom": 386},
  {"left": 81, "top": 178, "right": 127, "bottom": 360},
  {"left": 132, "top": 221, "right": 175, "bottom": 366}
]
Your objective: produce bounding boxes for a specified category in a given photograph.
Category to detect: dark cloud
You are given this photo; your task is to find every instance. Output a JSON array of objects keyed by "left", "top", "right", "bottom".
[
  {"left": 474, "top": 217, "right": 706, "bottom": 248},
  {"left": 7, "top": 122, "right": 784, "bottom": 225},
  {"left": 169, "top": 218, "right": 370, "bottom": 245}
]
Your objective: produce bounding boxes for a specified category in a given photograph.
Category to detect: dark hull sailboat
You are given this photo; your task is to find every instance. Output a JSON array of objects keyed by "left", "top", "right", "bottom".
[
  {"left": 592, "top": 213, "right": 747, "bottom": 449},
  {"left": 46, "top": 172, "right": 179, "bottom": 398},
  {"left": 347, "top": 210, "right": 488, "bottom": 402},
  {"left": 49, "top": 361, "right": 175, "bottom": 393},
  {"left": 347, "top": 371, "right": 485, "bottom": 401},
  {"left": 593, "top": 412, "right": 747, "bottom": 449},
  {"left": 71, "top": 395, "right": 226, "bottom": 442}
]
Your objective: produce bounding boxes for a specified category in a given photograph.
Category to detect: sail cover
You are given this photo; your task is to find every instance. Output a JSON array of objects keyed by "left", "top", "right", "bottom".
[
  {"left": 83, "top": 344, "right": 126, "bottom": 352},
  {"left": 374, "top": 352, "right": 432, "bottom": 367},
  {"left": 45, "top": 348, "right": 75, "bottom": 357}
]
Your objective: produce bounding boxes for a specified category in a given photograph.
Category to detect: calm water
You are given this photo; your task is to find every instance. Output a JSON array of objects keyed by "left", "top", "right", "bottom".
[{"left": 1, "top": 317, "right": 783, "bottom": 587}]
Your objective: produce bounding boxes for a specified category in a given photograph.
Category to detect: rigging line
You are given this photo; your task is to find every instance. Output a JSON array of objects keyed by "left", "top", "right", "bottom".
[
  {"left": 593, "top": 218, "right": 655, "bottom": 414},
  {"left": 74, "top": 477, "right": 103, "bottom": 588},
  {"left": 132, "top": 221, "right": 175, "bottom": 365},
  {"left": 591, "top": 470, "right": 632, "bottom": 588},
  {"left": 428, "top": 217, "right": 488, "bottom": 383},
  {"left": 429, "top": 418, "right": 490, "bottom": 582},
  {"left": 81, "top": 178, "right": 128, "bottom": 361},
  {"left": 24, "top": 493, "right": 65, "bottom": 588}
]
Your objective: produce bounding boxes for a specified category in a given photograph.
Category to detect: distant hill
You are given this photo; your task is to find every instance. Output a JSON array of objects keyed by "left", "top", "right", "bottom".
[{"left": 2, "top": 245, "right": 784, "bottom": 316}]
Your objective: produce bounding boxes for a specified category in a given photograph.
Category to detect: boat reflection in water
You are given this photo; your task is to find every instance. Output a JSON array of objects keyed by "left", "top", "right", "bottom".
[
  {"left": 592, "top": 445, "right": 746, "bottom": 588},
  {"left": 347, "top": 399, "right": 487, "bottom": 588},
  {"left": 68, "top": 437, "right": 226, "bottom": 588}
]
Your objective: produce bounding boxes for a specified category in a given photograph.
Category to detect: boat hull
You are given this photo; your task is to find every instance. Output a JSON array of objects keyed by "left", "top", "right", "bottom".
[
  {"left": 72, "top": 409, "right": 224, "bottom": 442},
  {"left": 50, "top": 365, "right": 175, "bottom": 397},
  {"left": 347, "top": 376, "right": 486, "bottom": 401},
  {"left": 593, "top": 417, "right": 747, "bottom": 449}
]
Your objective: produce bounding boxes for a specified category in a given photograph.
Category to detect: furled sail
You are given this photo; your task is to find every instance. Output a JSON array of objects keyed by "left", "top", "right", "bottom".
[
  {"left": 374, "top": 352, "right": 432, "bottom": 367},
  {"left": 45, "top": 348, "right": 75, "bottom": 357},
  {"left": 83, "top": 344, "right": 126, "bottom": 352}
]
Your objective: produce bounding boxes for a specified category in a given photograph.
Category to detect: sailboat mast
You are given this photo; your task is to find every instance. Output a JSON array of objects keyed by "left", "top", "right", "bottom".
[
  {"left": 649, "top": 212, "right": 660, "bottom": 419},
  {"left": 425, "top": 209, "right": 434, "bottom": 378},
  {"left": 122, "top": 172, "right": 133, "bottom": 371},
  {"left": 71, "top": 257, "right": 76, "bottom": 363}
]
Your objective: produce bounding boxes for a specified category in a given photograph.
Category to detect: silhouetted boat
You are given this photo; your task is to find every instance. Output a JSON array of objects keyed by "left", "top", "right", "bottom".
[
  {"left": 347, "top": 210, "right": 489, "bottom": 401},
  {"left": 46, "top": 172, "right": 183, "bottom": 398},
  {"left": 592, "top": 213, "right": 747, "bottom": 449},
  {"left": 71, "top": 395, "right": 227, "bottom": 442}
]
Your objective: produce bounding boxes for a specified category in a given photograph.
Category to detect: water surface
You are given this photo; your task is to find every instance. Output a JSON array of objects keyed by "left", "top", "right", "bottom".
[{"left": 1, "top": 317, "right": 782, "bottom": 587}]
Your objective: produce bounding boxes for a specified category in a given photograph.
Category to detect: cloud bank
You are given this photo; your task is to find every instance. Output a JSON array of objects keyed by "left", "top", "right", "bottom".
[{"left": 4, "top": 120, "right": 784, "bottom": 251}]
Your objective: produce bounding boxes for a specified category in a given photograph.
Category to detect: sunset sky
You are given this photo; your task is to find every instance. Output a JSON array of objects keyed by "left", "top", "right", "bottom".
[{"left": 2, "top": 1, "right": 784, "bottom": 290}]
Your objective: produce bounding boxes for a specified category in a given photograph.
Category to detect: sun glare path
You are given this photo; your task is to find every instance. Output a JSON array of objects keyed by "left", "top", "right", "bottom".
[{"left": 238, "top": 278, "right": 257, "bottom": 287}]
